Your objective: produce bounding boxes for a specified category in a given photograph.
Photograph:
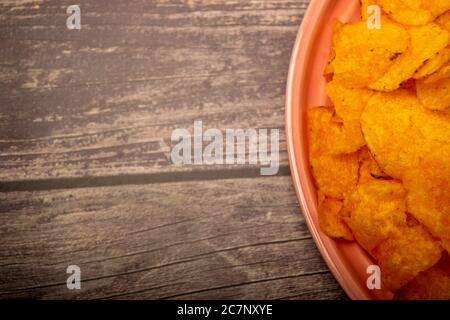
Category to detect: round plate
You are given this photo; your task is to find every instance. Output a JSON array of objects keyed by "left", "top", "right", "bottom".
[{"left": 285, "top": 0, "right": 393, "bottom": 300}]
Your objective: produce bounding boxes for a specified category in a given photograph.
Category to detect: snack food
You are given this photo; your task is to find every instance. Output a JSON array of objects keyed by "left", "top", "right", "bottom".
[
  {"left": 369, "top": 23, "right": 449, "bottom": 91},
  {"left": 308, "top": 2, "right": 450, "bottom": 299},
  {"left": 361, "top": 90, "right": 450, "bottom": 179},
  {"left": 417, "top": 77, "right": 450, "bottom": 110},
  {"left": 375, "top": 0, "right": 450, "bottom": 26},
  {"left": 330, "top": 19, "right": 409, "bottom": 88}
]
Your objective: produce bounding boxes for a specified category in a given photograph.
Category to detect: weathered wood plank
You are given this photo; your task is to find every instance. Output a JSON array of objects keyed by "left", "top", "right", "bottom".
[
  {"left": 169, "top": 273, "right": 347, "bottom": 300},
  {"left": 0, "top": 0, "right": 342, "bottom": 302},
  {"left": 0, "top": 79, "right": 289, "bottom": 181},
  {"left": 0, "top": 0, "right": 306, "bottom": 181},
  {"left": 0, "top": 176, "right": 346, "bottom": 299}
]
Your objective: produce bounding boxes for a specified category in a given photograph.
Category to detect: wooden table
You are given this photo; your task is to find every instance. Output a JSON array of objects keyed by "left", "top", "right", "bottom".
[{"left": 0, "top": 0, "right": 347, "bottom": 299}]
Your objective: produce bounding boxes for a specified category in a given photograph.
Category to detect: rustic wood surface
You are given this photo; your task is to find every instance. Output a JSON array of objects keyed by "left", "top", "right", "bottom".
[{"left": 0, "top": 0, "right": 347, "bottom": 299}]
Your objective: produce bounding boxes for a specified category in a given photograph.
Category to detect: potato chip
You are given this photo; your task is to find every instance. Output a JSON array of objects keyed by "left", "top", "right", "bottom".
[
  {"left": 394, "top": 268, "right": 450, "bottom": 300},
  {"left": 370, "top": 23, "right": 449, "bottom": 91},
  {"left": 361, "top": 90, "right": 450, "bottom": 179},
  {"left": 376, "top": 0, "right": 450, "bottom": 26},
  {"left": 318, "top": 197, "right": 354, "bottom": 240},
  {"left": 357, "top": 147, "right": 387, "bottom": 184},
  {"left": 403, "top": 157, "right": 450, "bottom": 250},
  {"left": 374, "top": 225, "right": 442, "bottom": 291},
  {"left": 442, "top": 240, "right": 450, "bottom": 255},
  {"left": 324, "top": 20, "right": 343, "bottom": 75},
  {"left": 309, "top": 108, "right": 360, "bottom": 199},
  {"left": 423, "top": 62, "right": 450, "bottom": 83},
  {"left": 417, "top": 76, "right": 450, "bottom": 110},
  {"left": 308, "top": 2, "right": 450, "bottom": 298},
  {"left": 310, "top": 153, "right": 360, "bottom": 200},
  {"left": 331, "top": 20, "right": 409, "bottom": 88},
  {"left": 346, "top": 180, "right": 407, "bottom": 252},
  {"left": 413, "top": 47, "right": 450, "bottom": 79},
  {"left": 324, "top": 50, "right": 336, "bottom": 75},
  {"left": 308, "top": 107, "right": 364, "bottom": 155},
  {"left": 426, "top": 1, "right": 450, "bottom": 18},
  {"left": 436, "top": 10, "right": 450, "bottom": 32},
  {"left": 326, "top": 79, "right": 373, "bottom": 123},
  {"left": 325, "top": 80, "right": 373, "bottom": 151}
]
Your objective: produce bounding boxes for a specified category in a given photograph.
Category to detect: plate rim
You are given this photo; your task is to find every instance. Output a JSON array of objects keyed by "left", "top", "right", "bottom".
[{"left": 285, "top": 0, "right": 373, "bottom": 300}]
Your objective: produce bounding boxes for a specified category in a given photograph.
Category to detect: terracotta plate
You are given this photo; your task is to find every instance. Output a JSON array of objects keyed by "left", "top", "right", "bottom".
[{"left": 285, "top": 0, "right": 393, "bottom": 300}]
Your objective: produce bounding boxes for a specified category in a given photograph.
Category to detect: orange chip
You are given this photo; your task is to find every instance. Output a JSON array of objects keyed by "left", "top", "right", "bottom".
[
  {"left": 331, "top": 20, "right": 409, "bottom": 88},
  {"left": 436, "top": 10, "right": 450, "bottom": 32},
  {"left": 324, "top": 20, "right": 343, "bottom": 75},
  {"left": 417, "top": 77, "right": 450, "bottom": 110},
  {"left": 427, "top": 1, "right": 450, "bottom": 18},
  {"left": 324, "top": 49, "right": 336, "bottom": 75},
  {"left": 309, "top": 2, "right": 450, "bottom": 299},
  {"left": 357, "top": 147, "right": 387, "bottom": 184},
  {"left": 370, "top": 23, "right": 449, "bottom": 91},
  {"left": 310, "top": 153, "right": 360, "bottom": 200},
  {"left": 361, "top": 90, "right": 450, "bottom": 179},
  {"left": 413, "top": 47, "right": 450, "bottom": 79},
  {"left": 326, "top": 79, "right": 373, "bottom": 123},
  {"left": 374, "top": 225, "right": 442, "bottom": 291},
  {"left": 308, "top": 107, "right": 365, "bottom": 155},
  {"left": 442, "top": 239, "right": 450, "bottom": 255},
  {"left": 376, "top": 0, "right": 450, "bottom": 26},
  {"left": 318, "top": 197, "right": 354, "bottom": 241},
  {"left": 403, "top": 157, "right": 450, "bottom": 248},
  {"left": 308, "top": 107, "right": 361, "bottom": 199},
  {"left": 360, "top": 0, "right": 370, "bottom": 20},
  {"left": 325, "top": 80, "right": 373, "bottom": 151},
  {"left": 423, "top": 62, "right": 450, "bottom": 83},
  {"left": 395, "top": 268, "right": 450, "bottom": 300},
  {"left": 346, "top": 180, "right": 407, "bottom": 252}
]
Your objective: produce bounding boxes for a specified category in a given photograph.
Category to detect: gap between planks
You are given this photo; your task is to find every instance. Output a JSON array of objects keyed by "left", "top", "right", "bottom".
[{"left": 0, "top": 165, "right": 291, "bottom": 193}]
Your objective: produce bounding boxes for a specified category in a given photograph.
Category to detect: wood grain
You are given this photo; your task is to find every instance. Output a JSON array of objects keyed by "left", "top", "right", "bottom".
[
  {"left": 0, "top": 0, "right": 348, "bottom": 300},
  {"left": 0, "top": 0, "right": 304, "bottom": 181},
  {"left": 0, "top": 177, "right": 345, "bottom": 300}
]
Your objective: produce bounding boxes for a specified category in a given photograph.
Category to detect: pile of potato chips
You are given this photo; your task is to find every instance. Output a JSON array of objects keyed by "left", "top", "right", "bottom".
[{"left": 309, "top": 0, "right": 450, "bottom": 299}]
